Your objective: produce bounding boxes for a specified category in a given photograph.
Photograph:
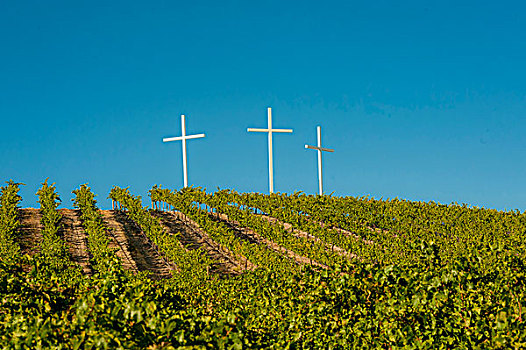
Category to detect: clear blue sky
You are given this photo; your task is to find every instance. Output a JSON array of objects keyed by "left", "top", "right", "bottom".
[{"left": 1, "top": 0, "right": 525, "bottom": 210}]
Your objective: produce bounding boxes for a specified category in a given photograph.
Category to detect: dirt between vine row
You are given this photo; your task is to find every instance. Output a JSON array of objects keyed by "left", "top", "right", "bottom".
[
  {"left": 16, "top": 207, "right": 335, "bottom": 277},
  {"left": 100, "top": 210, "right": 174, "bottom": 279},
  {"left": 16, "top": 208, "right": 174, "bottom": 279},
  {"left": 255, "top": 214, "right": 360, "bottom": 260},
  {"left": 17, "top": 208, "right": 43, "bottom": 257},
  {"left": 17, "top": 208, "right": 95, "bottom": 275},
  {"left": 151, "top": 210, "right": 253, "bottom": 276},
  {"left": 59, "top": 209, "right": 93, "bottom": 276},
  {"left": 206, "top": 211, "right": 329, "bottom": 269}
]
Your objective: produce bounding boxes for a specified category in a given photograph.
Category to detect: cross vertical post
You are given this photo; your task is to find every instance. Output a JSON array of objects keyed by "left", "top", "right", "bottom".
[
  {"left": 181, "top": 115, "right": 188, "bottom": 187},
  {"left": 317, "top": 126, "right": 323, "bottom": 195},
  {"left": 305, "top": 126, "right": 334, "bottom": 195},
  {"left": 163, "top": 114, "right": 205, "bottom": 188},
  {"left": 267, "top": 108, "right": 273, "bottom": 193},
  {"left": 248, "top": 107, "right": 293, "bottom": 193}
]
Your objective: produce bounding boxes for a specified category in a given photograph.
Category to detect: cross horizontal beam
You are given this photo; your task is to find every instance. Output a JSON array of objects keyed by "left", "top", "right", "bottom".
[
  {"left": 247, "top": 128, "right": 293, "bottom": 133},
  {"left": 163, "top": 133, "right": 206, "bottom": 142},
  {"left": 305, "top": 144, "right": 334, "bottom": 153}
]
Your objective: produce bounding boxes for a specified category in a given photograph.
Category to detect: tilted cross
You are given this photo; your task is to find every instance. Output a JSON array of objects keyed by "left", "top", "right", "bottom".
[
  {"left": 163, "top": 115, "right": 205, "bottom": 188},
  {"left": 247, "top": 107, "right": 293, "bottom": 193},
  {"left": 305, "top": 126, "right": 334, "bottom": 195}
]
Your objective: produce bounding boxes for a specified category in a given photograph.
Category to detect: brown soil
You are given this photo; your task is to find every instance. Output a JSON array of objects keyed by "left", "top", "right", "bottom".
[
  {"left": 17, "top": 208, "right": 43, "bottom": 256},
  {"left": 151, "top": 210, "right": 251, "bottom": 276},
  {"left": 208, "top": 211, "right": 328, "bottom": 269},
  {"left": 100, "top": 210, "right": 140, "bottom": 273},
  {"left": 17, "top": 208, "right": 175, "bottom": 279},
  {"left": 101, "top": 210, "right": 174, "bottom": 279},
  {"left": 15, "top": 206, "right": 343, "bottom": 277},
  {"left": 59, "top": 209, "right": 93, "bottom": 275},
  {"left": 257, "top": 214, "right": 361, "bottom": 260}
]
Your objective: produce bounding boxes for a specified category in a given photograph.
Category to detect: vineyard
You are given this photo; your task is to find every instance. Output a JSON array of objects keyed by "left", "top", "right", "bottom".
[{"left": 0, "top": 180, "right": 525, "bottom": 349}]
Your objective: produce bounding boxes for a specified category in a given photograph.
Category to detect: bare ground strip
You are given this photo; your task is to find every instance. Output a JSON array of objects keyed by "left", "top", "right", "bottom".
[
  {"left": 100, "top": 210, "right": 141, "bottom": 273},
  {"left": 101, "top": 210, "right": 173, "bottom": 279},
  {"left": 59, "top": 209, "right": 93, "bottom": 275},
  {"left": 152, "top": 210, "right": 250, "bottom": 276},
  {"left": 17, "top": 208, "right": 43, "bottom": 256},
  {"left": 256, "top": 214, "right": 361, "bottom": 260},
  {"left": 207, "top": 211, "right": 328, "bottom": 269}
]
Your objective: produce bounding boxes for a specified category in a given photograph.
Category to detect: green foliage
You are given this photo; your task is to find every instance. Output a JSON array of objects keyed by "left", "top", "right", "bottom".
[
  {"left": 35, "top": 178, "right": 77, "bottom": 275},
  {"left": 152, "top": 187, "right": 349, "bottom": 270},
  {"left": 221, "top": 190, "right": 526, "bottom": 268},
  {"left": 109, "top": 186, "right": 211, "bottom": 282},
  {"left": 72, "top": 184, "right": 122, "bottom": 275},
  {"left": 150, "top": 185, "right": 297, "bottom": 273},
  {"left": 2, "top": 183, "right": 526, "bottom": 348},
  {"left": 0, "top": 180, "right": 23, "bottom": 261},
  {"left": 0, "top": 257, "right": 251, "bottom": 349}
]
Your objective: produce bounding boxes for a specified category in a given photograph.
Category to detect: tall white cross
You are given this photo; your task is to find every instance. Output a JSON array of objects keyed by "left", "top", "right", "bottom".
[
  {"left": 305, "top": 126, "right": 334, "bottom": 195},
  {"left": 247, "top": 107, "right": 293, "bottom": 193},
  {"left": 163, "top": 115, "right": 205, "bottom": 188}
]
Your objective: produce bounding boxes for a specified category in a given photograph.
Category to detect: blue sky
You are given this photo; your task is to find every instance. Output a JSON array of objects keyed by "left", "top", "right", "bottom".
[{"left": 1, "top": 0, "right": 525, "bottom": 210}]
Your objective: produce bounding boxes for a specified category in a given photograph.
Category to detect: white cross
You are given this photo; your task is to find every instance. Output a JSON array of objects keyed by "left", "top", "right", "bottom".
[
  {"left": 305, "top": 126, "right": 334, "bottom": 195},
  {"left": 163, "top": 115, "right": 205, "bottom": 188},
  {"left": 247, "top": 107, "right": 293, "bottom": 193}
]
